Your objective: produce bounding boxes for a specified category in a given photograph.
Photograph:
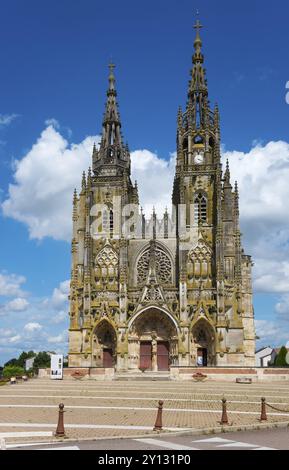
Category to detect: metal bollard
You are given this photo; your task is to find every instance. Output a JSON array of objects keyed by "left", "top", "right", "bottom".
[
  {"left": 55, "top": 403, "right": 66, "bottom": 437},
  {"left": 260, "top": 397, "right": 267, "bottom": 421},
  {"left": 153, "top": 400, "right": 164, "bottom": 432},
  {"left": 220, "top": 398, "right": 229, "bottom": 425}
]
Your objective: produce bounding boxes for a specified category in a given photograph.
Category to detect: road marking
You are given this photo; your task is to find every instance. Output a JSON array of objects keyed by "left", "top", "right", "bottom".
[
  {"left": 192, "top": 437, "right": 235, "bottom": 444},
  {"left": 134, "top": 438, "right": 198, "bottom": 451},
  {"left": 217, "top": 441, "right": 259, "bottom": 448},
  {"left": 192, "top": 437, "right": 276, "bottom": 450},
  {"left": 0, "top": 431, "right": 52, "bottom": 438},
  {"left": 36, "top": 446, "right": 79, "bottom": 451},
  {"left": 5, "top": 441, "right": 58, "bottom": 449},
  {"left": 254, "top": 446, "right": 276, "bottom": 450}
]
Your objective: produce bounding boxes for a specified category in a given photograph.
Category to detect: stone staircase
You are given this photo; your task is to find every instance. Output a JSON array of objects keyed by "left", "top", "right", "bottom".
[{"left": 114, "top": 370, "right": 171, "bottom": 381}]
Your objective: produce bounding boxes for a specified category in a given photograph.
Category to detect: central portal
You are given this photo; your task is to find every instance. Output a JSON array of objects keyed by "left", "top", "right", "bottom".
[{"left": 128, "top": 308, "right": 178, "bottom": 372}]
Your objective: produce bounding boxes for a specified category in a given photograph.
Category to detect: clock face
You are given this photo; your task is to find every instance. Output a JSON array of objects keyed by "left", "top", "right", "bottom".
[{"left": 194, "top": 151, "right": 204, "bottom": 164}]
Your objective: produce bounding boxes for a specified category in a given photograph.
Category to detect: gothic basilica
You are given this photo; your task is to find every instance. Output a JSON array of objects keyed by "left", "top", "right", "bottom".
[{"left": 68, "top": 21, "right": 256, "bottom": 372}]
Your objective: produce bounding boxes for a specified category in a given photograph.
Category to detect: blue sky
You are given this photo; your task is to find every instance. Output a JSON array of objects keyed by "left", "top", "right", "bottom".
[{"left": 0, "top": 0, "right": 289, "bottom": 365}]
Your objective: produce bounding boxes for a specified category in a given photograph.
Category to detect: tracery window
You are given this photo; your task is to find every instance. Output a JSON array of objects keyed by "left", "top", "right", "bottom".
[
  {"left": 137, "top": 246, "right": 172, "bottom": 285},
  {"left": 194, "top": 193, "right": 207, "bottom": 224},
  {"left": 102, "top": 209, "right": 114, "bottom": 238},
  {"left": 95, "top": 245, "right": 118, "bottom": 281},
  {"left": 188, "top": 239, "right": 212, "bottom": 280}
]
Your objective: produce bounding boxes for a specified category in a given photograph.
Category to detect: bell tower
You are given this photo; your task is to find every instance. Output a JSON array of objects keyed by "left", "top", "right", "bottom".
[{"left": 172, "top": 18, "right": 255, "bottom": 367}]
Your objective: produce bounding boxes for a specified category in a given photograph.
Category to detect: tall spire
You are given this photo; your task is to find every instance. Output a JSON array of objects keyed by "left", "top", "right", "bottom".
[
  {"left": 103, "top": 62, "right": 122, "bottom": 147},
  {"left": 92, "top": 64, "right": 131, "bottom": 177},
  {"left": 188, "top": 17, "right": 208, "bottom": 99},
  {"left": 185, "top": 16, "right": 211, "bottom": 132}
]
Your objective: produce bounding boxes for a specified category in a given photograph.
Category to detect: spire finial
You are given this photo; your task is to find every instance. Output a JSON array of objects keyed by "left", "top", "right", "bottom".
[
  {"left": 109, "top": 61, "right": 115, "bottom": 76},
  {"left": 193, "top": 13, "right": 203, "bottom": 51},
  {"left": 108, "top": 61, "right": 116, "bottom": 93},
  {"left": 224, "top": 159, "right": 231, "bottom": 187}
]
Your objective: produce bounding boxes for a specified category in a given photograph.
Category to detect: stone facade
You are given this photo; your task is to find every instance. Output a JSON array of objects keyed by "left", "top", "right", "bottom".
[{"left": 68, "top": 20, "right": 256, "bottom": 371}]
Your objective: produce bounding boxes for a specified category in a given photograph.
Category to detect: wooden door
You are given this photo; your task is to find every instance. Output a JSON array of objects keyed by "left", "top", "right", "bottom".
[
  {"left": 140, "top": 342, "right": 152, "bottom": 370},
  {"left": 157, "top": 341, "right": 169, "bottom": 371},
  {"left": 103, "top": 348, "right": 114, "bottom": 368}
]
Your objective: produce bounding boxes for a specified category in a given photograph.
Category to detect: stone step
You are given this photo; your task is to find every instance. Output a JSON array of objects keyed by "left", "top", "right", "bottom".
[{"left": 114, "top": 372, "right": 171, "bottom": 381}]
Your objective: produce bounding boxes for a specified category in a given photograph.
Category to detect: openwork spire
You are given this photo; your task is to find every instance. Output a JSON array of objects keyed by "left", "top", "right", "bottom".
[
  {"left": 92, "top": 63, "right": 131, "bottom": 177},
  {"left": 185, "top": 16, "right": 211, "bottom": 131},
  {"left": 188, "top": 18, "right": 208, "bottom": 99},
  {"left": 102, "top": 63, "right": 122, "bottom": 146}
]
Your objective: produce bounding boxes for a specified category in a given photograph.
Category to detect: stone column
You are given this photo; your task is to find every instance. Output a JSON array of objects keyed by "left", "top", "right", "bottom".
[{"left": 151, "top": 338, "right": 158, "bottom": 371}]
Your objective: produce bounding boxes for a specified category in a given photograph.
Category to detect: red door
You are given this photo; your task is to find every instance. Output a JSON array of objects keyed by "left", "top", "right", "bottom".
[
  {"left": 140, "top": 342, "right": 152, "bottom": 370},
  {"left": 157, "top": 342, "right": 170, "bottom": 371},
  {"left": 103, "top": 349, "right": 114, "bottom": 368}
]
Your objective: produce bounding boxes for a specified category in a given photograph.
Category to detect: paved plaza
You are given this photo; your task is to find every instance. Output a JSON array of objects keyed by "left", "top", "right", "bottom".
[{"left": 0, "top": 378, "right": 289, "bottom": 448}]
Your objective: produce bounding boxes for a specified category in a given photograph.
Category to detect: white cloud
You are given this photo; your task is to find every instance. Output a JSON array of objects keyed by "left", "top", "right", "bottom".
[
  {"left": 6, "top": 297, "right": 29, "bottom": 312},
  {"left": 51, "top": 280, "right": 70, "bottom": 307},
  {"left": 0, "top": 272, "right": 27, "bottom": 297},
  {"left": 51, "top": 310, "right": 68, "bottom": 324},
  {"left": 0, "top": 275, "right": 70, "bottom": 364},
  {"left": 47, "top": 331, "right": 68, "bottom": 344},
  {"left": 224, "top": 141, "right": 289, "bottom": 294},
  {"left": 131, "top": 150, "right": 175, "bottom": 216},
  {"left": 45, "top": 118, "right": 60, "bottom": 129},
  {"left": 255, "top": 319, "right": 289, "bottom": 347},
  {"left": 0, "top": 329, "right": 14, "bottom": 337},
  {"left": 24, "top": 322, "right": 42, "bottom": 332},
  {"left": 0, "top": 114, "right": 19, "bottom": 127},
  {"left": 8, "top": 335, "right": 22, "bottom": 344},
  {"left": 275, "top": 294, "right": 289, "bottom": 317},
  {"left": 2, "top": 124, "right": 100, "bottom": 241}
]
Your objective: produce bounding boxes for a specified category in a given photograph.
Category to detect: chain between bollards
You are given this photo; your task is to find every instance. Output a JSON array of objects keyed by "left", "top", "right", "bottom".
[
  {"left": 260, "top": 397, "right": 267, "bottom": 421},
  {"left": 220, "top": 398, "right": 229, "bottom": 425},
  {"left": 55, "top": 403, "right": 66, "bottom": 437},
  {"left": 153, "top": 400, "right": 164, "bottom": 432}
]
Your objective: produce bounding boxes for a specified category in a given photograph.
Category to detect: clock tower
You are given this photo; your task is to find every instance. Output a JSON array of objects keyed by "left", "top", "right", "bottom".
[{"left": 172, "top": 19, "right": 255, "bottom": 366}]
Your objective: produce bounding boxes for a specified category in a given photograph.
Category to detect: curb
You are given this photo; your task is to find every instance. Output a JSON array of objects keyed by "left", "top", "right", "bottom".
[{"left": 7, "top": 420, "right": 289, "bottom": 448}]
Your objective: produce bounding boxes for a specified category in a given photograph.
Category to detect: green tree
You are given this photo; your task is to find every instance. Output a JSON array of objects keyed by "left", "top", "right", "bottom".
[
  {"left": 4, "top": 358, "right": 19, "bottom": 367},
  {"left": 33, "top": 351, "right": 52, "bottom": 370},
  {"left": 18, "top": 351, "right": 36, "bottom": 368},
  {"left": 274, "top": 346, "right": 289, "bottom": 367},
  {"left": 3, "top": 365, "right": 25, "bottom": 378}
]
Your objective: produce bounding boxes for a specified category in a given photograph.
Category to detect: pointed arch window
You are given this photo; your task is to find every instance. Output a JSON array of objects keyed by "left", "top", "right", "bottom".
[
  {"left": 109, "top": 209, "right": 114, "bottom": 238},
  {"left": 102, "top": 209, "right": 109, "bottom": 235},
  {"left": 194, "top": 193, "right": 207, "bottom": 224},
  {"left": 102, "top": 208, "right": 114, "bottom": 238}
]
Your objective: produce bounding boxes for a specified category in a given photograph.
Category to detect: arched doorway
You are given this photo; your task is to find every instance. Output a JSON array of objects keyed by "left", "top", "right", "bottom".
[
  {"left": 92, "top": 321, "right": 117, "bottom": 368},
  {"left": 191, "top": 320, "right": 216, "bottom": 367},
  {"left": 128, "top": 308, "right": 179, "bottom": 371}
]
